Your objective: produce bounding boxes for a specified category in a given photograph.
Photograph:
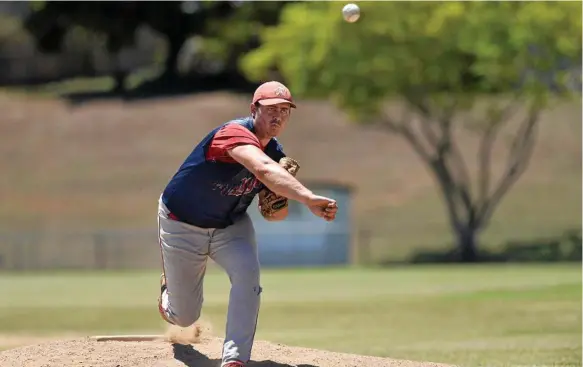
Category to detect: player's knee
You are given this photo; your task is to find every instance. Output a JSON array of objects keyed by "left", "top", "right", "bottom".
[
  {"left": 173, "top": 308, "right": 201, "bottom": 328},
  {"left": 174, "top": 317, "right": 194, "bottom": 328},
  {"left": 171, "top": 295, "right": 203, "bottom": 327}
]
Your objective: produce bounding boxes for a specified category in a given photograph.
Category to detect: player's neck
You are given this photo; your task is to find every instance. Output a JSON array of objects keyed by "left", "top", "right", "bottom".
[{"left": 257, "top": 136, "right": 271, "bottom": 147}]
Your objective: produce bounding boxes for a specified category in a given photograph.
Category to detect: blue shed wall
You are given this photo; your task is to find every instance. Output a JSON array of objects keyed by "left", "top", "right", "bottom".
[{"left": 248, "top": 186, "right": 352, "bottom": 267}]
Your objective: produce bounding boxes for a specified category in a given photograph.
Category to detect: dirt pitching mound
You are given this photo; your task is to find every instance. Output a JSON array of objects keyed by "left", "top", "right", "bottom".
[{"left": 0, "top": 335, "right": 455, "bottom": 367}]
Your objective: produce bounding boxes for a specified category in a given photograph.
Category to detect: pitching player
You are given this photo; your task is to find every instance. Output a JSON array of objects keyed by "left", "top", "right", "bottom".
[{"left": 157, "top": 81, "right": 338, "bottom": 367}]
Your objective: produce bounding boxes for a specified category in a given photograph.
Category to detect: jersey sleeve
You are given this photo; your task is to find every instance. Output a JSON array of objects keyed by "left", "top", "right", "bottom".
[{"left": 206, "top": 124, "right": 262, "bottom": 163}]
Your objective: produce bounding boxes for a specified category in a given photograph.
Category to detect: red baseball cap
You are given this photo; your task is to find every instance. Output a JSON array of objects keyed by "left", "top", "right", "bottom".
[{"left": 252, "top": 81, "right": 296, "bottom": 108}]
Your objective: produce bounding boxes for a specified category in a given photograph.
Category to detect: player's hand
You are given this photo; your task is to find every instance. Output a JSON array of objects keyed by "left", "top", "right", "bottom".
[{"left": 306, "top": 195, "right": 338, "bottom": 221}]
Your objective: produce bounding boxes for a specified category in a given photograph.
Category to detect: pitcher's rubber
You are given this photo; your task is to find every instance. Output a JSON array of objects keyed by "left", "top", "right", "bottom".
[{"left": 90, "top": 334, "right": 165, "bottom": 342}]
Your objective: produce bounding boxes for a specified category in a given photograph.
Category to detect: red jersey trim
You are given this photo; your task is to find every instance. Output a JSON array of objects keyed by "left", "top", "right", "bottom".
[{"left": 206, "top": 124, "right": 262, "bottom": 163}]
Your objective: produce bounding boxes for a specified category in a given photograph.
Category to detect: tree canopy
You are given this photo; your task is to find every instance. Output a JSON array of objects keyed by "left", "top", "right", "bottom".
[
  {"left": 243, "top": 1, "right": 581, "bottom": 115},
  {"left": 24, "top": 1, "right": 289, "bottom": 79}
]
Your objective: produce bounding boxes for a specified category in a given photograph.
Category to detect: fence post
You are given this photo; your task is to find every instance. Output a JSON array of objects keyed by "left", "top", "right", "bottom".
[
  {"left": 357, "top": 229, "right": 371, "bottom": 265},
  {"left": 13, "top": 236, "right": 24, "bottom": 271},
  {"left": 93, "top": 232, "right": 107, "bottom": 270}
]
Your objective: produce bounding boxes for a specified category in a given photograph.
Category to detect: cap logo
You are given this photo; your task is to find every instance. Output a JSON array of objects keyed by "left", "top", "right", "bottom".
[{"left": 274, "top": 86, "right": 286, "bottom": 97}]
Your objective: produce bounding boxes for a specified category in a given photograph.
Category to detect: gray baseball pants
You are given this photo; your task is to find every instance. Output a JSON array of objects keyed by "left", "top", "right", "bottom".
[{"left": 157, "top": 197, "right": 262, "bottom": 366}]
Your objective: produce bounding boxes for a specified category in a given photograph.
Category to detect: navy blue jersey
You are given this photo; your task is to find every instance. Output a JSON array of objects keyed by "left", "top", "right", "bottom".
[{"left": 162, "top": 117, "right": 286, "bottom": 229}]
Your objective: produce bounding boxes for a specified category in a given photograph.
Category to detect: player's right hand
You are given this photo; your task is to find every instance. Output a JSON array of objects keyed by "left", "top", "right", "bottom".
[{"left": 306, "top": 195, "right": 338, "bottom": 221}]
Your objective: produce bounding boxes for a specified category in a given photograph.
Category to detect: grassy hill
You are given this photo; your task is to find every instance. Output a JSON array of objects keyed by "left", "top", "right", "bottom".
[{"left": 0, "top": 84, "right": 580, "bottom": 263}]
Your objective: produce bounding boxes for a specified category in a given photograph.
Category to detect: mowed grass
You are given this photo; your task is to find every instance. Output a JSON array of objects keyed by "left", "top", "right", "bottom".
[{"left": 0, "top": 265, "right": 580, "bottom": 367}]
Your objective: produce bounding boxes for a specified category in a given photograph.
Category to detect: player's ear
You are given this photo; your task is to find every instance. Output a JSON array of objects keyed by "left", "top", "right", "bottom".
[{"left": 250, "top": 103, "right": 257, "bottom": 118}]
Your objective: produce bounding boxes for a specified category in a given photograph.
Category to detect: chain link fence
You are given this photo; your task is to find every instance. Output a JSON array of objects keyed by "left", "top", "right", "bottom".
[
  {"left": 0, "top": 229, "right": 160, "bottom": 270},
  {"left": 0, "top": 227, "right": 353, "bottom": 271}
]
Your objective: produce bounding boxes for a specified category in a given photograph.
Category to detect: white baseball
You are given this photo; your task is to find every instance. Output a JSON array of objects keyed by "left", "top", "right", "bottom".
[{"left": 342, "top": 3, "right": 360, "bottom": 23}]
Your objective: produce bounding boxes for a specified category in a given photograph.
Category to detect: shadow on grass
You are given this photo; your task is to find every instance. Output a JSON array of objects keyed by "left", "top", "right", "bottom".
[
  {"left": 383, "top": 228, "right": 582, "bottom": 265},
  {"left": 172, "top": 344, "right": 320, "bottom": 367},
  {"left": 58, "top": 73, "right": 259, "bottom": 107}
]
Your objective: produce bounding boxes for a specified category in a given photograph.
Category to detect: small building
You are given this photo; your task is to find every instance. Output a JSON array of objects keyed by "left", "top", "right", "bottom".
[{"left": 247, "top": 181, "right": 354, "bottom": 268}]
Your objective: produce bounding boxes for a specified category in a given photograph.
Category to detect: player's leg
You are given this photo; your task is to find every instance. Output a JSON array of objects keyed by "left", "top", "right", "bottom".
[
  {"left": 209, "top": 213, "right": 261, "bottom": 366},
  {"left": 157, "top": 199, "right": 209, "bottom": 328}
]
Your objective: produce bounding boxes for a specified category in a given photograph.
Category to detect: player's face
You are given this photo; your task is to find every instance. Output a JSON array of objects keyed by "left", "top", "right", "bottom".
[{"left": 253, "top": 102, "right": 292, "bottom": 138}]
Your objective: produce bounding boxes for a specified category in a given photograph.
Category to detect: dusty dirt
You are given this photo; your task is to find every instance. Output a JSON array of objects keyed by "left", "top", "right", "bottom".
[{"left": 0, "top": 325, "right": 455, "bottom": 367}]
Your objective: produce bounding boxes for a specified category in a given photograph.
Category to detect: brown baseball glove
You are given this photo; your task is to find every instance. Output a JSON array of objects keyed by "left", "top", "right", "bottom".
[{"left": 258, "top": 157, "right": 300, "bottom": 218}]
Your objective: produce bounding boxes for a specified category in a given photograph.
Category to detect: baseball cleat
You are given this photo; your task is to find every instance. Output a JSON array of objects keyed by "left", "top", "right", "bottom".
[{"left": 158, "top": 273, "right": 175, "bottom": 325}]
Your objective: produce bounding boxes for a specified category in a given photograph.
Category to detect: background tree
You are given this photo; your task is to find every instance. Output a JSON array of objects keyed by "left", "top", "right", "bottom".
[
  {"left": 241, "top": 1, "right": 582, "bottom": 262},
  {"left": 23, "top": 1, "right": 289, "bottom": 90}
]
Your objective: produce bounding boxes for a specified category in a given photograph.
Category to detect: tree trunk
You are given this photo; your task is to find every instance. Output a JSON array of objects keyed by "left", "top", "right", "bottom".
[
  {"left": 113, "top": 71, "right": 127, "bottom": 93},
  {"left": 456, "top": 226, "right": 478, "bottom": 262},
  {"left": 164, "top": 33, "right": 186, "bottom": 78}
]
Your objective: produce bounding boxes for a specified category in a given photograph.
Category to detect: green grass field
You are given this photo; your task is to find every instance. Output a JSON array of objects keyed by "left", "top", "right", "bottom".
[{"left": 1, "top": 264, "right": 580, "bottom": 367}]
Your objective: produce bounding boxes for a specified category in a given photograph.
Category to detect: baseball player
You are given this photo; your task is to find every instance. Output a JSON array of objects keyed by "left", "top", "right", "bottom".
[{"left": 156, "top": 81, "right": 338, "bottom": 367}]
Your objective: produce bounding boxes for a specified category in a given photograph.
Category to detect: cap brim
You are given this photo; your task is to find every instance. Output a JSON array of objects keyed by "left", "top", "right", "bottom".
[{"left": 258, "top": 98, "right": 296, "bottom": 108}]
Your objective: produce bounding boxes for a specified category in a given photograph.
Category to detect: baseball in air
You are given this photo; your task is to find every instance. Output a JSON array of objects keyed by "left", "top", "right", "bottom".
[{"left": 342, "top": 3, "right": 360, "bottom": 23}]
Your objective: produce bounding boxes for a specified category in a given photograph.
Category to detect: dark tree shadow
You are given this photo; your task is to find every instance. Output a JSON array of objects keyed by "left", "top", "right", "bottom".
[
  {"left": 386, "top": 228, "right": 582, "bottom": 264},
  {"left": 58, "top": 72, "right": 260, "bottom": 107},
  {"left": 172, "top": 344, "right": 320, "bottom": 367}
]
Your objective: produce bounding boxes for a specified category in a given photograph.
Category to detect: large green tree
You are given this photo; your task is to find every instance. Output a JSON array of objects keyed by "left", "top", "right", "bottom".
[{"left": 241, "top": 1, "right": 582, "bottom": 262}]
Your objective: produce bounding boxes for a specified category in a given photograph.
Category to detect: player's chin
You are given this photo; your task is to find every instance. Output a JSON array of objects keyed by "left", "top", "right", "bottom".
[{"left": 269, "top": 125, "right": 282, "bottom": 135}]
